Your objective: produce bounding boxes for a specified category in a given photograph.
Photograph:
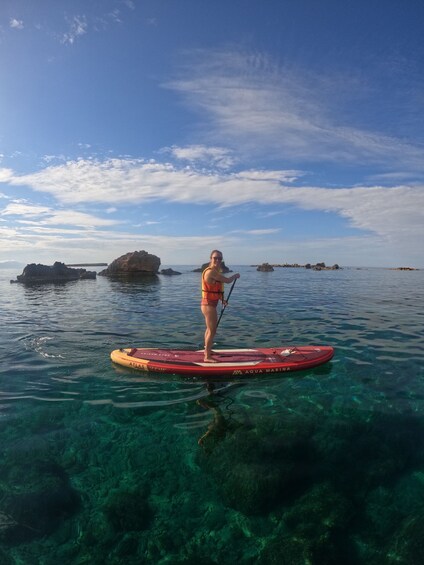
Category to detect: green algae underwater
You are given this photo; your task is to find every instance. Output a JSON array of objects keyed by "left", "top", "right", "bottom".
[{"left": 0, "top": 265, "right": 424, "bottom": 564}]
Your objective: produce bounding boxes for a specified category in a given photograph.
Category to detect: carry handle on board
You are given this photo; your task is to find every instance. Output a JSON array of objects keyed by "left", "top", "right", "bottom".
[{"left": 216, "top": 277, "right": 237, "bottom": 329}]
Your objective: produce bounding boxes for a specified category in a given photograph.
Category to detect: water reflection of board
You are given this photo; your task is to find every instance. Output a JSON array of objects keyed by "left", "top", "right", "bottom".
[{"left": 110, "top": 346, "right": 334, "bottom": 377}]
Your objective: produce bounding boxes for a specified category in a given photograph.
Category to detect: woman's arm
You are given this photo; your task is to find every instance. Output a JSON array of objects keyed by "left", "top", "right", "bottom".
[{"left": 205, "top": 269, "right": 240, "bottom": 284}]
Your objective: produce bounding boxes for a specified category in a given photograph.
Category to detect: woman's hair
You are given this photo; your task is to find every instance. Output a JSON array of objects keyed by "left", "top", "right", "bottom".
[{"left": 210, "top": 249, "right": 223, "bottom": 259}]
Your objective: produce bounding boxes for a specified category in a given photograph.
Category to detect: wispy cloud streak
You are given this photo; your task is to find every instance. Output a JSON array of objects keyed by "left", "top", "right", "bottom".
[{"left": 167, "top": 50, "right": 424, "bottom": 169}]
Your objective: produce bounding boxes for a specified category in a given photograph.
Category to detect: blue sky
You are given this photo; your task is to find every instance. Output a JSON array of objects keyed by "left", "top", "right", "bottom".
[{"left": 1, "top": 0, "right": 423, "bottom": 267}]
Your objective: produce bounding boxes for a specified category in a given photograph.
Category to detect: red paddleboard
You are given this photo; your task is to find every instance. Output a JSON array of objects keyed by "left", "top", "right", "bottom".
[{"left": 110, "top": 345, "right": 334, "bottom": 377}]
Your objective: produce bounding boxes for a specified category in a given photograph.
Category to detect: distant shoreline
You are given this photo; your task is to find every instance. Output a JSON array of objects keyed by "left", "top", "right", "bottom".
[{"left": 66, "top": 263, "right": 108, "bottom": 267}]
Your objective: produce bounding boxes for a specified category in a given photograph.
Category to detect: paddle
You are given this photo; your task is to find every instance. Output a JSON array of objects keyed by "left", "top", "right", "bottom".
[{"left": 216, "top": 277, "right": 237, "bottom": 329}]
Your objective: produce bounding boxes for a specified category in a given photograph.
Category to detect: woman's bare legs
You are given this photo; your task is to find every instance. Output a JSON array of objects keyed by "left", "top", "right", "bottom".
[{"left": 201, "top": 304, "right": 218, "bottom": 362}]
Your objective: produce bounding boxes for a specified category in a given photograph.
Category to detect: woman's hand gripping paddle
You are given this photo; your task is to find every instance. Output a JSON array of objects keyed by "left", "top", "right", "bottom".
[{"left": 216, "top": 277, "right": 237, "bottom": 329}]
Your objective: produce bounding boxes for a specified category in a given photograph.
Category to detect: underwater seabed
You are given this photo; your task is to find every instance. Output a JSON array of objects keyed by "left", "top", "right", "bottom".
[{"left": 2, "top": 364, "right": 424, "bottom": 564}]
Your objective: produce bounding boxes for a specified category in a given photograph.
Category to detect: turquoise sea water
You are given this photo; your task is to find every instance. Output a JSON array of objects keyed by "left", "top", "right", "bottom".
[{"left": 0, "top": 265, "right": 423, "bottom": 564}]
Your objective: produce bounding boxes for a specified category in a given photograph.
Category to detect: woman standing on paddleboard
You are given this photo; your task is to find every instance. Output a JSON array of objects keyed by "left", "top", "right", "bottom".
[{"left": 201, "top": 250, "right": 240, "bottom": 362}]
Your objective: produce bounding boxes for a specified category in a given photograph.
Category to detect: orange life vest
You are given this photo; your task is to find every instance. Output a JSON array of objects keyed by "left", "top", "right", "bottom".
[{"left": 201, "top": 267, "right": 224, "bottom": 302}]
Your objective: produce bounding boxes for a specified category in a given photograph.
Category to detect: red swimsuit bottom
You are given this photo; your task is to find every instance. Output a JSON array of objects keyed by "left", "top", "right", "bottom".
[{"left": 201, "top": 298, "right": 219, "bottom": 307}]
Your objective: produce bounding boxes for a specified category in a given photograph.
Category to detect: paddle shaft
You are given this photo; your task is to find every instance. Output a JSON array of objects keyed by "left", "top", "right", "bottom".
[{"left": 216, "top": 278, "right": 237, "bottom": 329}]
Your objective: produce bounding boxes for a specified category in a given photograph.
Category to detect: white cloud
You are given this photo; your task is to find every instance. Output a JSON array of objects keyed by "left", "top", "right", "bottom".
[
  {"left": 0, "top": 223, "right": 236, "bottom": 266},
  {"left": 236, "top": 170, "right": 302, "bottom": 183},
  {"left": 43, "top": 154, "right": 67, "bottom": 163},
  {"left": 1, "top": 195, "right": 421, "bottom": 267},
  {"left": 1, "top": 201, "right": 119, "bottom": 228},
  {"left": 6, "top": 159, "right": 307, "bottom": 207},
  {"left": 0, "top": 168, "right": 14, "bottom": 182},
  {"left": 1, "top": 202, "right": 51, "bottom": 217},
  {"left": 123, "top": 0, "right": 135, "bottom": 9},
  {"left": 167, "top": 50, "right": 424, "bottom": 170},
  {"left": 4, "top": 158, "right": 424, "bottom": 247},
  {"left": 62, "top": 15, "right": 88, "bottom": 45},
  {"left": 367, "top": 171, "right": 423, "bottom": 183},
  {"left": 170, "top": 145, "right": 235, "bottom": 169},
  {"left": 40, "top": 210, "right": 119, "bottom": 228},
  {"left": 10, "top": 18, "right": 24, "bottom": 30},
  {"left": 231, "top": 228, "right": 282, "bottom": 235}
]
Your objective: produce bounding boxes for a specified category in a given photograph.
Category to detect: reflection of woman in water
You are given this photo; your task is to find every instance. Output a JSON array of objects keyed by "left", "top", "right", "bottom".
[{"left": 197, "top": 383, "right": 238, "bottom": 451}]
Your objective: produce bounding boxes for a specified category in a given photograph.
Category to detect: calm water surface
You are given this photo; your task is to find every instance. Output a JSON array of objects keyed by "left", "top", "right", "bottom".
[{"left": 0, "top": 266, "right": 423, "bottom": 564}]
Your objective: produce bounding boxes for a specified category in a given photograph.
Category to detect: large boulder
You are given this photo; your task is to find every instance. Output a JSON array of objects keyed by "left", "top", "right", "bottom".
[
  {"left": 12, "top": 262, "right": 96, "bottom": 284},
  {"left": 99, "top": 251, "right": 160, "bottom": 276}
]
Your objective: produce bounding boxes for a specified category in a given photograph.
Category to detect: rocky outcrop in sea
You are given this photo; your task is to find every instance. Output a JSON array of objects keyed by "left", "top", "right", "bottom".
[
  {"left": 257, "top": 263, "right": 274, "bottom": 272},
  {"left": 390, "top": 267, "right": 419, "bottom": 271},
  {"left": 11, "top": 262, "right": 96, "bottom": 284},
  {"left": 306, "top": 262, "right": 340, "bottom": 271},
  {"left": 99, "top": 250, "right": 160, "bottom": 276},
  {"left": 252, "top": 262, "right": 341, "bottom": 271}
]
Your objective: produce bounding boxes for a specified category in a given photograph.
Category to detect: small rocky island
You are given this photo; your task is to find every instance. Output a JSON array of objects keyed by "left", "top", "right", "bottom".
[
  {"left": 257, "top": 263, "right": 274, "bottom": 272},
  {"left": 254, "top": 262, "right": 340, "bottom": 271},
  {"left": 390, "top": 267, "right": 419, "bottom": 271},
  {"left": 160, "top": 268, "right": 181, "bottom": 276},
  {"left": 11, "top": 262, "right": 96, "bottom": 284},
  {"left": 306, "top": 262, "right": 340, "bottom": 271},
  {"left": 99, "top": 250, "right": 160, "bottom": 276}
]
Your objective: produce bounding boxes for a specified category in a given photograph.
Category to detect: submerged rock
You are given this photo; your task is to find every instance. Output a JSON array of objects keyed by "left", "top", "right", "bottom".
[
  {"left": 12, "top": 261, "right": 96, "bottom": 284},
  {"left": 384, "top": 512, "right": 424, "bottom": 564},
  {"left": 198, "top": 416, "right": 317, "bottom": 515},
  {"left": 160, "top": 268, "right": 181, "bottom": 276},
  {"left": 0, "top": 460, "right": 80, "bottom": 544},
  {"left": 103, "top": 487, "right": 152, "bottom": 532},
  {"left": 99, "top": 250, "right": 160, "bottom": 276}
]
